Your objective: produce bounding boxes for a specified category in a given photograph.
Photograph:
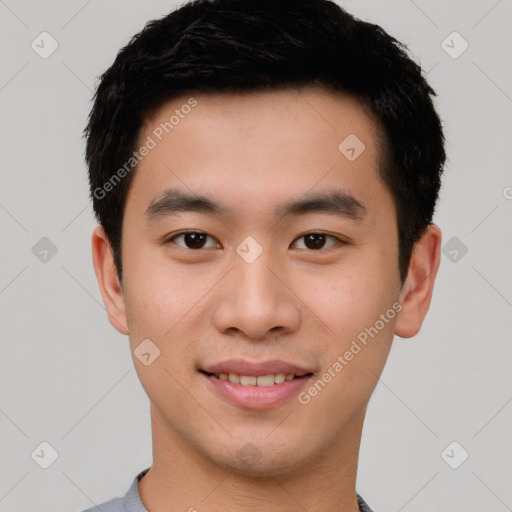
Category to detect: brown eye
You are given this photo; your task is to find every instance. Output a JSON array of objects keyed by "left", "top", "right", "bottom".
[
  {"left": 292, "top": 233, "right": 341, "bottom": 250},
  {"left": 168, "top": 231, "right": 220, "bottom": 249}
]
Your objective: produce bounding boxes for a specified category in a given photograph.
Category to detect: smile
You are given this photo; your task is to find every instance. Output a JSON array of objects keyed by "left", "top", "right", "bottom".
[
  {"left": 207, "top": 372, "right": 300, "bottom": 386},
  {"left": 199, "top": 360, "right": 314, "bottom": 409}
]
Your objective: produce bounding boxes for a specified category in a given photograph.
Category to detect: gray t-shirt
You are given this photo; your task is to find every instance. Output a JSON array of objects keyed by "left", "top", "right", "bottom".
[{"left": 82, "top": 467, "right": 375, "bottom": 512}]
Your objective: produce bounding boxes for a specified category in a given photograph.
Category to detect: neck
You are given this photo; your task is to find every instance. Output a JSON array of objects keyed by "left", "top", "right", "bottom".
[{"left": 138, "top": 403, "right": 366, "bottom": 512}]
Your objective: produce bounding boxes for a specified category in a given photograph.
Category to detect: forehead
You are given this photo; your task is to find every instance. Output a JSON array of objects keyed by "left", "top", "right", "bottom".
[
  {"left": 128, "top": 87, "right": 391, "bottom": 224},
  {"left": 142, "top": 87, "right": 382, "bottom": 160}
]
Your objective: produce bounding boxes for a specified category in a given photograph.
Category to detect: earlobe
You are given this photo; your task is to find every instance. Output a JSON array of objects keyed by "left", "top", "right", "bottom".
[
  {"left": 91, "top": 225, "right": 129, "bottom": 335},
  {"left": 394, "top": 224, "right": 442, "bottom": 338}
]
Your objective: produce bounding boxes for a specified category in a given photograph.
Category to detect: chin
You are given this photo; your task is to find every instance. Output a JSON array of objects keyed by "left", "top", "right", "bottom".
[
  {"left": 209, "top": 441, "right": 313, "bottom": 478},
  {"left": 224, "top": 456, "right": 301, "bottom": 478}
]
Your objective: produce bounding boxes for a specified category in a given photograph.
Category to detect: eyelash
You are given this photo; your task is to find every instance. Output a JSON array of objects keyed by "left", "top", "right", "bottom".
[{"left": 164, "top": 231, "right": 345, "bottom": 251}]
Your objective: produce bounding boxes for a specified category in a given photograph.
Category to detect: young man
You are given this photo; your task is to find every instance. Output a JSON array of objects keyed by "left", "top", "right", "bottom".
[{"left": 83, "top": 0, "right": 445, "bottom": 510}]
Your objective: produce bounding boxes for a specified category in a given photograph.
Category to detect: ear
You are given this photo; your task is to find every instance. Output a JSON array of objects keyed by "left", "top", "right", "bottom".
[
  {"left": 394, "top": 224, "right": 442, "bottom": 338},
  {"left": 91, "top": 225, "right": 129, "bottom": 335}
]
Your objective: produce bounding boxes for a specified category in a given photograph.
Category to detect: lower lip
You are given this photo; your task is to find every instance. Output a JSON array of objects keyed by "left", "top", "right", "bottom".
[{"left": 202, "top": 373, "right": 312, "bottom": 409}]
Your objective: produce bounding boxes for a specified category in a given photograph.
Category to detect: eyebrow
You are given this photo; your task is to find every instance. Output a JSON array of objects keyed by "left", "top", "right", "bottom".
[{"left": 144, "top": 188, "right": 367, "bottom": 222}]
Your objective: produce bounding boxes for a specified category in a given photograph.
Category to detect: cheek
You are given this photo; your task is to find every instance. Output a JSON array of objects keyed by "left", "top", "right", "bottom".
[
  {"left": 121, "top": 244, "right": 224, "bottom": 344},
  {"left": 294, "top": 253, "right": 400, "bottom": 389},
  {"left": 121, "top": 246, "right": 187, "bottom": 340},
  {"left": 294, "top": 256, "right": 396, "bottom": 332}
]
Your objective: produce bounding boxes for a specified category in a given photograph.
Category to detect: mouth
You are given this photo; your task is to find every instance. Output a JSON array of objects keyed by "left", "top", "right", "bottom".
[
  {"left": 199, "top": 360, "right": 315, "bottom": 409},
  {"left": 200, "top": 370, "right": 313, "bottom": 387}
]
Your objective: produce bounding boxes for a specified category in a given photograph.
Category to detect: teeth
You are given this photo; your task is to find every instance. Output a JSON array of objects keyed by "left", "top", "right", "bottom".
[
  {"left": 274, "top": 373, "right": 286, "bottom": 384},
  {"left": 215, "top": 372, "right": 297, "bottom": 386},
  {"left": 256, "top": 375, "right": 274, "bottom": 386},
  {"left": 228, "top": 373, "right": 240, "bottom": 384},
  {"left": 240, "top": 375, "right": 257, "bottom": 386}
]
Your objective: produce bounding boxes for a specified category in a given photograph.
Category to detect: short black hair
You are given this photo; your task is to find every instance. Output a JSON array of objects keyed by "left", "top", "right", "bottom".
[{"left": 84, "top": 0, "right": 446, "bottom": 284}]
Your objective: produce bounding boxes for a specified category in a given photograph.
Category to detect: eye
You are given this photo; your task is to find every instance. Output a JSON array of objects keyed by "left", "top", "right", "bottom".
[
  {"left": 165, "top": 231, "right": 344, "bottom": 251},
  {"left": 291, "top": 232, "right": 343, "bottom": 250},
  {"left": 166, "top": 231, "right": 221, "bottom": 250}
]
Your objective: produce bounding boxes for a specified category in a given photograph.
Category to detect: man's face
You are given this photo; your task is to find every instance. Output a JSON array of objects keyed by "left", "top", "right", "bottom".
[{"left": 117, "top": 88, "right": 403, "bottom": 475}]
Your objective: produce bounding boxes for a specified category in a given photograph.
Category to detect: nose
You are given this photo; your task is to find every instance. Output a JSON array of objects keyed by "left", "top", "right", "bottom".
[{"left": 211, "top": 249, "right": 301, "bottom": 341}]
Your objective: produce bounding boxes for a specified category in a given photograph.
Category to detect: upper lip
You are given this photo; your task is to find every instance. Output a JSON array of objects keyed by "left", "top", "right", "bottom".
[{"left": 201, "top": 359, "right": 313, "bottom": 377}]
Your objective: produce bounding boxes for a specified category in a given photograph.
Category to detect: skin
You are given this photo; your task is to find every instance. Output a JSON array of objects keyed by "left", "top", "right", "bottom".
[{"left": 92, "top": 87, "right": 441, "bottom": 512}]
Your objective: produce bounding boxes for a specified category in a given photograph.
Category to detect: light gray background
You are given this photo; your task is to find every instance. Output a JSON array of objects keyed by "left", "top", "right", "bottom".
[{"left": 0, "top": 1, "right": 511, "bottom": 511}]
